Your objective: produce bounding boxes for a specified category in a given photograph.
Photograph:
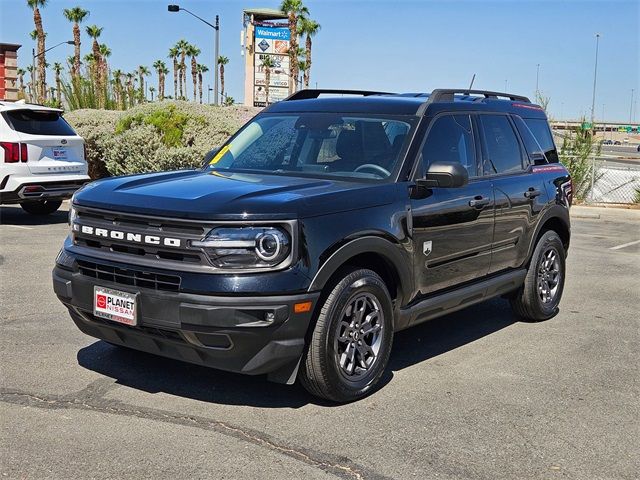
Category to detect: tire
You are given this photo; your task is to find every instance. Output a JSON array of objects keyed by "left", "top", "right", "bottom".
[
  {"left": 510, "top": 230, "right": 566, "bottom": 321},
  {"left": 300, "top": 268, "right": 394, "bottom": 403},
  {"left": 20, "top": 200, "right": 62, "bottom": 215}
]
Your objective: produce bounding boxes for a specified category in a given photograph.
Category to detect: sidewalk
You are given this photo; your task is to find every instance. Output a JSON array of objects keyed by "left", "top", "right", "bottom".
[{"left": 571, "top": 204, "right": 640, "bottom": 220}]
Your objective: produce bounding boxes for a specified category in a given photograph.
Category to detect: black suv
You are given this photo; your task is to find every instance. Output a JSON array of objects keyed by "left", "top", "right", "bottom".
[{"left": 53, "top": 89, "right": 572, "bottom": 402}]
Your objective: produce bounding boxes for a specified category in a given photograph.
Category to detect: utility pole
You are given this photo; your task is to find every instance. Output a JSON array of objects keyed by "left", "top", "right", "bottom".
[
  {"left": 214, "top": 15, "right": 220, "bottom": 106},
  {"left": 590, "top": 34, "right": 600, "bottom": 130},
  {"left": 589, "top": 33, "right": 600, "bottom": 203},
  {"left": 535, "top": 63, "right": 540, "bottom": 97}
]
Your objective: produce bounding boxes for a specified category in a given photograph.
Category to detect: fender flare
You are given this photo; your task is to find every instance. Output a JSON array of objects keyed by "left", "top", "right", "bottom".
[
  {"left": 308, "top": 235, "right": 412, "bottom": 305},
  {"left": 525, "top": 204, "right": 571, "bottom": 263}
]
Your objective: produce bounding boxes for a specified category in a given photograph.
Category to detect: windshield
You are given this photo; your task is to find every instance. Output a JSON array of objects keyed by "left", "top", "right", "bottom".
[{"left": 206, "top": 113, "right": 415, "bottom": 181}]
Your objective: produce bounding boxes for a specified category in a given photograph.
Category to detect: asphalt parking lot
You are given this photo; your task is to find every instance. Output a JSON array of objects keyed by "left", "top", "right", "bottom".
[{"left": 1, "top": 203, "right": 638, "bottom": 480}]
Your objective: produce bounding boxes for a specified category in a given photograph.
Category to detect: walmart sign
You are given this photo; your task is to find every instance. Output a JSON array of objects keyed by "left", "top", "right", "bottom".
[{"left": 255, "top": 26, "right": 290, "bottom": 40}]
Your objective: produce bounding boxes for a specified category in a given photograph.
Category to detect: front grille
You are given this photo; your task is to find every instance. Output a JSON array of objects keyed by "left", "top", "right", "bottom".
[
  {"left": 72, "top": 206, "right": 210, "bottom": 267},
  {"left": 78, "top": 260, "right": 181, "bottom": 292}
]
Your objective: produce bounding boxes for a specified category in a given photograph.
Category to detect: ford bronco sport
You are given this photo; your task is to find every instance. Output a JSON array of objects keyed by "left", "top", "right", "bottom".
[{"left": 53, "top": 89, "right": 572, "bottom": 402}]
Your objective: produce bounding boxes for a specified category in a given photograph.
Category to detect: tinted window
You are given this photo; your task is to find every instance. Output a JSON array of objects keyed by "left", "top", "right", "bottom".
[
  {"left": 514, "top": 116, "right": 545, "bottom": 164},
  {"left": 479, "top": 115, "right": 523, "bottom": 174},
  {"left": 4, "top": 110, "right": 77, "bottom": 136},
  {"left": 421, "top": 114, "right": 477, "bottom": 177},
  {"left": 524, "top": 118, "right": 558, "bottom": 163}
]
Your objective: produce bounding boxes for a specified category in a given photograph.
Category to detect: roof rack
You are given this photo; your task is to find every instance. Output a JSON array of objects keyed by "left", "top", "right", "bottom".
[
  {"left": 284, "top": 89, "right": 393, "bottom": 101},
  {"left": 428, "top": 89, "right": 531, "bottom": 103}
]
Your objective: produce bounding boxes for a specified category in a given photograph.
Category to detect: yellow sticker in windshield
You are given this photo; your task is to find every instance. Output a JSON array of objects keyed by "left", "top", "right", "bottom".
[{"left": 210, "top": 144, "right": 231, "bottom": 165}]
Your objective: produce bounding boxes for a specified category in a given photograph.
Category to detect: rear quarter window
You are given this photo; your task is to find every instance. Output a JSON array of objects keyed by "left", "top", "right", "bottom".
[
  {"left": 3, "top": 110, "right": 77, "bottom": 136},
  {"left": 523, "top": 118, "right": 558, "bottom": 163}
]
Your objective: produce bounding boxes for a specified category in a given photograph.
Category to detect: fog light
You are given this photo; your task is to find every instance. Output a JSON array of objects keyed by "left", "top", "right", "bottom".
[{"left": 264, "top": 312, "right": 276, "bottom": 323}]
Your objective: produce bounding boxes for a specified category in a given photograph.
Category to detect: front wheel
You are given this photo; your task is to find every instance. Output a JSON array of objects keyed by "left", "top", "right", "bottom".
[
  {"left": 300, "top": 268, "right": 394, "bottom": 403},
  {"left": 510, "top": 230, "right": 566, "bottom": 321},
  {"left": 20, "top": 200, "right": 62, "bottom": 215}
]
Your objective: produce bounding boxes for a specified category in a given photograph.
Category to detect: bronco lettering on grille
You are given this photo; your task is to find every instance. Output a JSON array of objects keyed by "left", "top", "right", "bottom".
[{"left": 73, "top": 224, "right": 182, "bottom": 247}]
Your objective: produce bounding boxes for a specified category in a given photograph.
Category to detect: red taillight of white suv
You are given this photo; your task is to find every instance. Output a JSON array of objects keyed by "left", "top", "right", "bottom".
[{"left": 1, "top": 142, "right": 28, "bottom": 163}]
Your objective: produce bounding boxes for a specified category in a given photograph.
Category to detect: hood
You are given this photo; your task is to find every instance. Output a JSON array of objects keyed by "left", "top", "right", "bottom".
[{"left": 73, "top": 169, "right": 397, "bottom": 220}]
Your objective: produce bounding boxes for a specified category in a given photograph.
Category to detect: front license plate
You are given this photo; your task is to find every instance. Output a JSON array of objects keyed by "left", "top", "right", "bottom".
[
  {"left": 52, "top": 147, "right": 67, "bottom": 160},
  {"left": 94, "top": 286, "right": 138, "bottom": 326}
]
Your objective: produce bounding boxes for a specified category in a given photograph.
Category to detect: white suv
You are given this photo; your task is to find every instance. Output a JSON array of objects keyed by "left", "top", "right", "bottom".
[{"left": 0, "top": 101, "right": 89, "bottom": 215}]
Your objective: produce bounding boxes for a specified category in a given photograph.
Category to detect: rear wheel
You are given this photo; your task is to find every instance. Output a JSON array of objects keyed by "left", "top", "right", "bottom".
[
  {"left": 510, "top": 230, "right": 566, "bottom": 321},
  {"left": 20, "top": 200, "right": 62, "bottom": 215},
  {"left": 300, "top": 268, "right": 394, "bottom": 403}
]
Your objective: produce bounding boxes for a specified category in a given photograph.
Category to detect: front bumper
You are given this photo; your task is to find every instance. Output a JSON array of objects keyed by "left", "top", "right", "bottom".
[{"left": 53, "top": 264, "right": 320, "bottom": 383}]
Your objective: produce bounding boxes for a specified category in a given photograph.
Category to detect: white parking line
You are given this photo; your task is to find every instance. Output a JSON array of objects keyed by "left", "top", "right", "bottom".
[
  {"left": 0, "top": 225, "right": 33, "bottom": 230},
  {"left": 610, "top": 239, "right": 640, "bottom": 250}
]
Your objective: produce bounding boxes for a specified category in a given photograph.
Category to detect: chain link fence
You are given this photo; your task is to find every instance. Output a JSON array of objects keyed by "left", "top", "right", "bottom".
[{"left": 589, "top": 162, "right": 640, "bottom": 204}]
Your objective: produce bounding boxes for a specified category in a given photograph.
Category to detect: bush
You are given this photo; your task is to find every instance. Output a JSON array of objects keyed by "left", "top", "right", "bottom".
[
  {"left": 558, "top": 125, "right": 602, "bottom": 202},
  {"left": 65, "top": 101, "right": 259, "bottom": 179}
]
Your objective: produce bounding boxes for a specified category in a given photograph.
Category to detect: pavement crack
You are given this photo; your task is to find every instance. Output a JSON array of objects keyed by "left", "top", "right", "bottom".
[{"left": 0, "top": 388, "right": 388, "bottom": 480}]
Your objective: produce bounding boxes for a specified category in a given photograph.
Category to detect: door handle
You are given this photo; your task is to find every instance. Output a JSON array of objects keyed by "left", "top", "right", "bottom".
[
  {"left": 468, "top": 196, "right": 491, "bottom": 208},
  {"left": 524, "top": 187, "right": 542, "bottom": 199}
]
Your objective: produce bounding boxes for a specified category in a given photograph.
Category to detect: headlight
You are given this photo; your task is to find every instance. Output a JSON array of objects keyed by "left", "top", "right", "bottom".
[
  {"left": 192, "top": 226, "right": 292, "bottom": 269},
  {"left": 68, "top": 203, "right": 77, "bottom": 226}
]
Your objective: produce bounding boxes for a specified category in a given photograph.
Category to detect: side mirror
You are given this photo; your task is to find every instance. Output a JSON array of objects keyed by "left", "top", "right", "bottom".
[
  {"left": 417, "top": 161, "right": 469, "bottom": 188},
  {"left": 530, "top": 151, "right": 547, "bottom": 165},
  {"left": 202, "top": 147, "right": 220, "bottom": 168}
]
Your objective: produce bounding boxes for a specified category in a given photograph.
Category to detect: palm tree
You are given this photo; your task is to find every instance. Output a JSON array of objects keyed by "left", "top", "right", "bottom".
[
  {"left": 149, "top": 86, "right": 156, "bottom": 101},
  {"left": 125, "top": 72, "right": 135, "bottom": 107},
  {"left": 280, "top": 0, "right": 308, "bottom": 92},
  {"left": 27, "top": 0, "right": 48, "bottom": 102},
  {"left": 137, "top": 65, "right": 150, "bottom": 100},
  {"left": 196, "top": 64, "right": 208, "bottom": 104},
  {"left": 167, "top": 47, "right": 179, "bottom": 99},
  {"left": 186, "top": 44, "right": 200, "bottom": 101},
  {"left": 16, "top": 68, "right": 26, "bottom": 99},
  {"left": 112, "top": 69, "right": 124, "bottom": 108},
  {"left": 298, "top": 17, "right": 320, "bottom": 88},
  {"left": 99, "top": 43, "right": 111, "bottom": 80},
  {"left": 85, "top": 25, "right": 103, "bottom": 89},
  {"left": 52, "top": 62, "right": 63, "bottom": 103},
  {"left": 26, "top": 65, "right": 35, "bottom": 101},
  {"left": 218, "top": 55, "right": 229, "bottom": 103},
  {"left": 63, "top": 6, "right": 89, "bottom": 77},
  {"left": 261, "top": 56, "right": 275, "bottom": 105},
  {"left": 153, "top": 60, "right": 168, "bottom": 101},
  {"left": 176, "top": 39, "right": 190, "bottom": 99}
]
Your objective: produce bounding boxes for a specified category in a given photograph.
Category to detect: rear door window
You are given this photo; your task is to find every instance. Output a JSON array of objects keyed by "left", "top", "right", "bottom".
[
  {"left": 478, "top": 115, "right": 525, "bottom": 175},
  {"left": 523, "top": 118, "right": 558, "bottom": 163},
  {"left": 4, "top": 110, "right": 77, "bottom": 136}
]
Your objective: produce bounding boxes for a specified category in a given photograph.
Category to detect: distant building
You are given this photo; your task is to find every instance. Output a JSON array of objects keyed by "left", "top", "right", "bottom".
[{"left": 0, "top": 43, "right": 21, "bottom": 101}]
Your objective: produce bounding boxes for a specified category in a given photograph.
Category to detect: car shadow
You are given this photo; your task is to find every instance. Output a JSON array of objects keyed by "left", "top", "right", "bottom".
[
  {"left": 77, "top": 298, "right": 516, "bottom": 408},
  {"left": 0, "top": 204, "right": 69, "bottom": 225}
]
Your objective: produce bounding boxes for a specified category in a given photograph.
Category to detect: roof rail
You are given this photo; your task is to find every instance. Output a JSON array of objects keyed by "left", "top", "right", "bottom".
[
  {"left": 429, "top": 89, "right": 531, "bottom": 103},
  {"left": 284, "top": 89, "right": 393, "bottom": 101}
]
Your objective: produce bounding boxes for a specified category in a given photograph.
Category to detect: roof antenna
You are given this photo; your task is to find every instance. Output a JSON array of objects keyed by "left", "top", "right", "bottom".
[{"left": 468, "top": 73, "right": 476, "bottom": 90}]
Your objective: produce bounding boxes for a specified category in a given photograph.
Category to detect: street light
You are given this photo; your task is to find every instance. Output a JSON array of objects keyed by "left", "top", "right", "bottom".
[
  {"left": 168, "top": 4, "right": 220, "bottom": 105},
  {"left": 630, "top": 89, "right": 635, "bottom": 124},
  {"left": 535, "top": 63, "right": 540, "bottom": 97},
  {"left": 31, "top": 40, "right": 74, "bottom": 102}
]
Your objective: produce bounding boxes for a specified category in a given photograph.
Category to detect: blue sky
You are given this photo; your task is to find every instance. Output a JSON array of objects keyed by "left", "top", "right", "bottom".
[{"left": 1, "top": 0, "right": 638, "bottom": 122}]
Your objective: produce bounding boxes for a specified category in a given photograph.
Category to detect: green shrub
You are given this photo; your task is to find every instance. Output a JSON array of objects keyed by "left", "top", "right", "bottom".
[
  {"left": 65, "top": 101, "right": 259, "bottom": 178},
  {"left": 115, "top": 104, "right": 193, "bottom": 147},
  {"left": 558, "top": 124, "right": 602, "bottom": 202}
]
